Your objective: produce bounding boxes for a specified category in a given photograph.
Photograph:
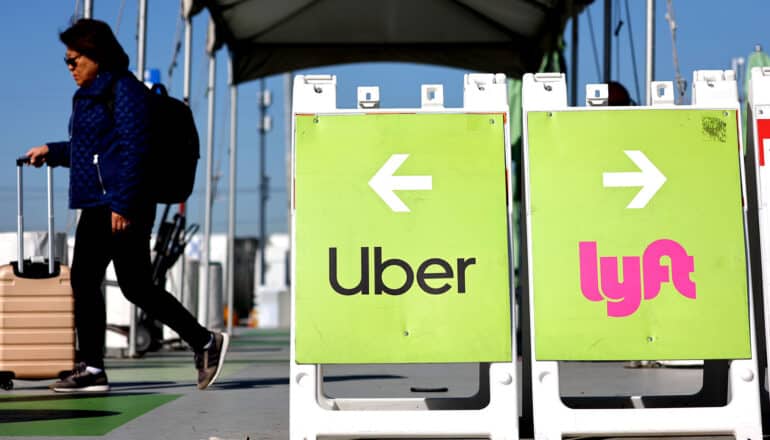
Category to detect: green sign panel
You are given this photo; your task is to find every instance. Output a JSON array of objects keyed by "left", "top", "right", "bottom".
[
  {"left": 294, "top": 113, "right": 512, "bottom": 364},
  {"left": 526, "top": 109, "right": 750, "bottom": 360}
]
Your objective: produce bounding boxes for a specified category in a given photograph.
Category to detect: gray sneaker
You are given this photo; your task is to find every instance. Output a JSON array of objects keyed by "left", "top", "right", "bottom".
[
  {"left": 50, "top": 362, "right": 110, "bottom": 393},
  {"left": 194, "top": 332, "right": 229, "bottom": 389}
]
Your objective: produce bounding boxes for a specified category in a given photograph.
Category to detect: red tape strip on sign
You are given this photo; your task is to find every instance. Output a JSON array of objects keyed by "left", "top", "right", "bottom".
[{"left": 759, "top": 119, "right": 770, "bottom": 166}]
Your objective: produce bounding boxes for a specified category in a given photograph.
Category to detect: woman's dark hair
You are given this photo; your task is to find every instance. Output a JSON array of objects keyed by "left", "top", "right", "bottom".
[
  {"left": 60, "top": 19, "right": 129, "bottom": 72},
  {"left": 608, "top": 81, "right": 635, "bottom": 106}
]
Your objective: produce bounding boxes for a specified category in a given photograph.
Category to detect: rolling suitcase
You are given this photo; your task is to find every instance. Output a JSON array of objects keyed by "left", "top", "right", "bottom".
[{"left": 0, "top": 159, "right": 74, "bottom": 390}]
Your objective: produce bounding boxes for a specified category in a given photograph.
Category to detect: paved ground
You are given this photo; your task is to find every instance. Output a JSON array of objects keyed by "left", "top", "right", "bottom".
[
  {"left": 2, "top": 328, "right": 289, "bottom": 440},
  {"left": 0, "top": 328, "right": 749, "bottom": 439}
]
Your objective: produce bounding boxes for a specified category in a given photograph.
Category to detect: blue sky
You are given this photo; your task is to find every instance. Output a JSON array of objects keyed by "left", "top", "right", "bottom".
[{"left": 0, "top": 0, "right": 768, "bottom": 238}]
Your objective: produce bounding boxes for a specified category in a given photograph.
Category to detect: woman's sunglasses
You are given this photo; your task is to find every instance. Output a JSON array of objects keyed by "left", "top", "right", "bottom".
[{"left": 64, "top": 55, "right": 82, "bottom": 68}]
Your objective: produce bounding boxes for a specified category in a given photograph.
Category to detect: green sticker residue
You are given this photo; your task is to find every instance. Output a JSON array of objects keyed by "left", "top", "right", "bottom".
[{"left": 702, "top": 116, "right": 727, "bottom": 143}]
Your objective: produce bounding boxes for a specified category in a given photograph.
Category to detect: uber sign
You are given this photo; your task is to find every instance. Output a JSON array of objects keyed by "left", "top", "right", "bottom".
[
  {"left": 294, "top": 113, "right": 512, "bottom": 364},
  {"left": 328, "top": 247, "right": 476, "bottom": 295}
]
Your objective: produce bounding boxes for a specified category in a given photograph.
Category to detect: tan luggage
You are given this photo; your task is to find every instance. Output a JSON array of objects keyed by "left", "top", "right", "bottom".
[{"left": 0, "top": 160, "right": 74, "bottom": 390}]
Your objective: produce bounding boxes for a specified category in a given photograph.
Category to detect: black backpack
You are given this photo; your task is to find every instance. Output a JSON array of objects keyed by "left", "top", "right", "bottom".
[
  {"left": 107, "top": 81, "right": 200, "bottom": 204},
  {"left": 146, "top": 83, "right": 200, "bottom": 204}
]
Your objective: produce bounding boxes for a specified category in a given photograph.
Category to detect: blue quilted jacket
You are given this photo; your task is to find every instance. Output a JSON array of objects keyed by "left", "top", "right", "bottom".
[{"left": 47, "top": 70, "right": 151, "bottom": 220}]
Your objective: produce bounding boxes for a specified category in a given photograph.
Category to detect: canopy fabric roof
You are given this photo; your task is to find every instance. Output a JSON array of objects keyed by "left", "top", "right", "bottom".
[{"left": 193, "top": 0, "right": 591, "bottom": 84}]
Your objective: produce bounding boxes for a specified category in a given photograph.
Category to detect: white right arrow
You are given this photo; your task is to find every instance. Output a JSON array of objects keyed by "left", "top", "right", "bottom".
[
  {"left": 368, "top": 154, "right": 432, "bottom": 212},
  {"left": 602, "top": 150, "right": 666, "bottom": 209}
]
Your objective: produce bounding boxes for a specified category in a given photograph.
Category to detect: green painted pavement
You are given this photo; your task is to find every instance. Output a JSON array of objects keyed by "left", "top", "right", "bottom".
[
  {"left": 526, "top": 109, "right": 750, "bottom": 361},
  {"left": 0, "top": 393, "right": 179, "bottom": 436},
  {"left": 294, "top": 113, "right": 512, "bottom": 364}
]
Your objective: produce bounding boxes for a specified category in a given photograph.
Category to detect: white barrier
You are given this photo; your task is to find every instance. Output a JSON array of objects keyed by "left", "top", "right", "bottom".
[
  {"left": 289, "top": 74, "right": 518, "bottom": 439},
  {"left": 748, "top": 66, "right": 770, "bottom": 398},
  {"left": 522, "top": 71, "right": 762, "bottom": 440}
]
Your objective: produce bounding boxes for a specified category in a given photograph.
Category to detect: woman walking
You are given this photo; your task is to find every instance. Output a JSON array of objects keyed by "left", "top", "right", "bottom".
[{"left": 25, "top": 18, "right": 228, "bottom": 392}]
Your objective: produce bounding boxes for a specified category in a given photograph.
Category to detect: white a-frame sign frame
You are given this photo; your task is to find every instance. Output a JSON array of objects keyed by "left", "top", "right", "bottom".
[{"left": 521, "top": 71, "right": 762, "bottom": 440}]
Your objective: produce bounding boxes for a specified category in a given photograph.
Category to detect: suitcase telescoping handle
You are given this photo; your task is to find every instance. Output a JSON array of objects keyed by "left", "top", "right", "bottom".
[{"left": 15, "top": 156, "right": 55, "bottom": 275}]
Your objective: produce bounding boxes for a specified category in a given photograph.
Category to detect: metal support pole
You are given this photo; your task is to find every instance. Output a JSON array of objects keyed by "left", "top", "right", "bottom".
[
  {"left": 176, "top": 6, "right": 193, "bottom": 323},
  {"left": 83, "top": 0, "right": 93, "bottom": 18},
  {"left": 645, "top": 0, "right": 655, "bottom": 105},
  {"left": 16, "top": 166, "right": 23, "bottom": 274},
  {"left": 47, "top": 168, "right": 54, "bottom": 274},
  {"left": 284, "top": 72, "right": 292, "bottom": 206},
  {"left": 136, "top": 0, "right": 147, "bottom": 81},
  {"left": 603, "top": 0, "right": 612, "bottom": 83},
  {"left": 128, "top": 0, "right": 148, "bottom": 358},
  {"left": 200, "top": 19, "right": 217, "bottom": 328},
  {"left": 732, "top": 57, "right": 746, "bottom": 104},
  {"left": 77, "top": 0, "right": 92, "bottom": 259},
  {"left": 226, "top": 58, "right": 238, "bottom": 335},
  {"left": 183, "top": 12, "right": 193, "bottom": 106},
  {"left": 259, "top": 78, "right": 268, "bottom": 287},
  {"left": 284, "top": 72, "right": 292, "bottom": 288},
  {"left": 570, "top": 3, "right": 579, "bottom": 107}
]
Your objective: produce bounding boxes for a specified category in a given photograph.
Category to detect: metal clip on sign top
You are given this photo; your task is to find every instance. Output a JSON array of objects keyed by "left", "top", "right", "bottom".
[
  {"left": 650, "top": 81, "right": 675, "bottom": 106},
  {"left": 293, "top": 75, "right": 336, "bottom": 113},
  {"left": 357, "top": 86, "right": 380, "bottom": 109},
  {"left": 749, "top": 66, "right": 770, "bottom": 108},
  {"left": 522, "top": 71, "right": 762, "bottom": 440},
  {"left": 522, "top": 73, "right": 567, "bottom": 110},
  {"left": 585, "top": 84, "right": 608, "bottom": 106},
  {"left": 421, "top": 84, "right": 444, "bottom": 108},
  {"left": 463, "top": 73, "right": 508, "bottom": 111},
  {"left": 692, "top": 70, "right": 739, "bottom": 107}
]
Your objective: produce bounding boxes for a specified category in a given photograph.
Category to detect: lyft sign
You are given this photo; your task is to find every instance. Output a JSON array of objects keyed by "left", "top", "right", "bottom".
[
  {"left": 578, "top": 239, "right": 696, "bottom": 318},
  {"left": 525, "top": 109, "right": 751, "bottom": 361}
]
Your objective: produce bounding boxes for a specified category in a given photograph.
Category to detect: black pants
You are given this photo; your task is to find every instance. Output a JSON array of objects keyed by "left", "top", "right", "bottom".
[{"left": 70, "top": 206, "right": 210, "bottom": 369}]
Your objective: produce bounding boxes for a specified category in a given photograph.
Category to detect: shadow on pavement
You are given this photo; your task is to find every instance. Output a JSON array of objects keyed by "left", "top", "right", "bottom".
[
  {"left": 0, "top": 392, "right": 154, "bottom": 403},
  {"left": 0, "top": 409, "right": 120, "bottom": 423},
  {"left": 213, "top": 374, "right": 405, "bottom": 391}
]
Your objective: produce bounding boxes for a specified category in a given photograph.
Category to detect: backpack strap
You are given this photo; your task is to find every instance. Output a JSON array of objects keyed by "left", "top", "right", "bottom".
[
  {"left": 103, "top": 70, "right": 133, "bottom": 116},
  {"left": 103, "top": 79, "right": 118, "bottom": 117}
]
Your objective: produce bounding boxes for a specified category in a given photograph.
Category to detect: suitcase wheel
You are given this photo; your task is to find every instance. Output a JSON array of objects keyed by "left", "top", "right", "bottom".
[
  {"left": 135, "top": 324, "right": 152, "bottom": 356},
  {"left": 1, "top": 379, "right": 13, "bottom": 391}
]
